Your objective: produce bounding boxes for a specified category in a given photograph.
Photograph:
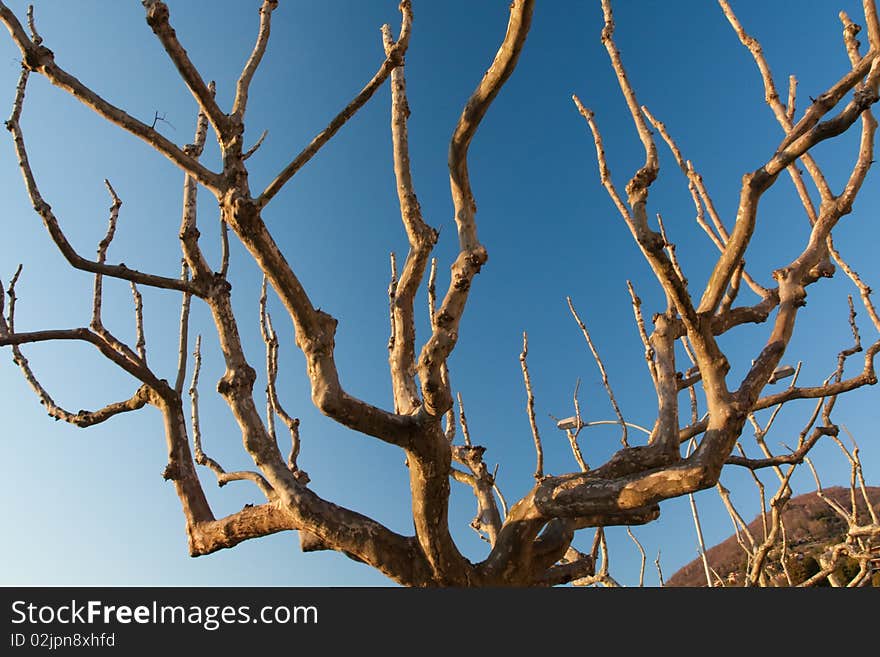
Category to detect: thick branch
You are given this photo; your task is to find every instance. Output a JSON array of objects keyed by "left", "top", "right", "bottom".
[
  {"left": 3, "top": 339, "right": 149, "bottom": 427},
  {"left": 0, "top": 327, "right": 163, "bottom": 388},
  {"left": 3, "top": 65, "right": 198, "bottom": 294},
  {"left": 0, "top": 3, "right": 223, "bottom": 191},
  {"left": 256, "top": 3, "right": 412, "bottom": 208},
  {"left": 648, "top": 312, "right": 681, "bottom": 456},
  {"left": 535, "top": 556, "right": 596, "bottom": 587},
  {"left": 192, "top": 276, "right": 428, "bottom": 580},
  {"left": 222, "top": 207, "right": 419, "bottom": 447},
  {"left": 141, "top": 1, "right": 230, "bottom": 139},
  {"left": 699, "top": 54, "right": 879, "bottom": 314},
  {"left": 382, "top": 4, "right": 436, "bottom": 415},
  {"left": 449, "top": 0, "right": 534, "bottom": 252},
  {"left": 416, "top": 0, "right": 534, "bottom": 418},
  {"left": 232, "top": 0, "right": 278, "bottom": 120},
  {"left": 188, "top": 503, "right": 297, "bottom": 556},
  {"left": 753, "top": 340, "right": 880, "bottom": 410},
  {"left": 451, "top": 444, "right": 503, "bottom": 545}
]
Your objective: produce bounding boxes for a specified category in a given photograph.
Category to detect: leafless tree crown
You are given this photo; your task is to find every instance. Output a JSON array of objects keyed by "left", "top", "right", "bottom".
[{"left": 1, "top": 0, "right": 878, "bottom": 586}]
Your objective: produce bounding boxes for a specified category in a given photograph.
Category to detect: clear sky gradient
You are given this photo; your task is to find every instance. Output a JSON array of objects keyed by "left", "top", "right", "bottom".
[{"left": 1, "top": 0, "right": 878, "bottom": 587}]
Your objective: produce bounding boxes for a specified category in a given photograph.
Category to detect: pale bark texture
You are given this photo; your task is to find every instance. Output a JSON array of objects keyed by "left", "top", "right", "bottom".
[{"left": 1, "top": 0, "right": 878, "bottom": 586}]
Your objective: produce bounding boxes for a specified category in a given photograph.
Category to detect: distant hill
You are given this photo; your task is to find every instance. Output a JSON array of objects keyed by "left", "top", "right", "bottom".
[{"left": 666, "top": 486, "right": 880, "bottom": 587}]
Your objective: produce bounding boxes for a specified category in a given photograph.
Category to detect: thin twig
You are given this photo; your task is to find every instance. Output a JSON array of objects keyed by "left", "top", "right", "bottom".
[
  {"left": 520, "top": 332, "right": 544, "bottom": 480},
  {"left": 565, "top": 378, "right": 590, "bottom": 472},
  {"left": 91, "top": 180, "right": 122, "bottom": 329},
  {"left": 387, "top": 251, "right": 398, "bottom": 353},
  {"left": 457, "top": 392, "right": 472, "bottom": 447},
  {"left": 243, "top": 129, "right": 269, "bottom": 161},
  {"left": 219, "top": 218, "right": 230, "bottom": 278},
  {"left": 174, "top": 261, "right": 192, "bottom": 394},
  {"left": 656, "top": 212, "right": 687, "bottom": 289},
  {"left": 260, "top": 277, "right": 306, "bottom": 480},
  {"left": 189, "top": 334, "right": 275, "bottom": 498},
  {"left": 626, "top": 526, "right": 647, "bottom": 587},
  {"left": 427, "top": 256, "right": 437, "bottom": 326},
  {"left": 686, "top": 439, "right": 712, "bottom": 587},
  {"left": 567, "top": 297, "right": 628, "bottom": 446},
  {"left": 130, "top": 281, "right": 146, "bottom": 363},
  {"left": 492, "top": 463, "right": 508, "bottom": 519},
  {"left": 626, "top": 281, "right": 657, "bottom": 383}
]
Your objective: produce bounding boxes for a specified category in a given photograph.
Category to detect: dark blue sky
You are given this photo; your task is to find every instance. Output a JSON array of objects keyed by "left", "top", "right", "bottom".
[{"left": 0, "top": 0, "right": 877, "bottom": 586}]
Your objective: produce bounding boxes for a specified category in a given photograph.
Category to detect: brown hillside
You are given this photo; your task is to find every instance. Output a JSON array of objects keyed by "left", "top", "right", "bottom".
[{"left": 666, "top": 486, "right": 880, "bottom": 587}]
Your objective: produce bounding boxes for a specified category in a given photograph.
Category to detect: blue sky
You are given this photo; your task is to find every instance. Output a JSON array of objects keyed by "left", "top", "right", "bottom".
[{"left": 0, "top": 0, "right": 878, "bottom": 587}]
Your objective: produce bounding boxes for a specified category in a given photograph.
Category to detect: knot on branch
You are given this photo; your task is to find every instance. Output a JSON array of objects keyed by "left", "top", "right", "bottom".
[
  {"left": 748, "top": 167, "right": 773, "bottom": 190},
  {"left": 71, "top": 415, "right": 92, "bottom": 428},
  {"left": 31, "top": 199, "right": 51, "bottom": 216},
  {"left": 179, "top": 225, "right": 200, "bottom": 242},
  {"left": 162, "top": 462, "right": 179, "bottom": 481},
  {"left": 452, "top": 275, "right": 471, "bottom": 292},
  {"left": 712, "top": 354, "right": 731, "bottom": 376},
  {"left": 434, "top": 310, "right": 454, "bottom": 328},
  {"left": 636, "top": 227, "right": 664, "bottom": 252},
  {"left": 144, "top": 1, "right": 170, "bottom": 27},
  {"left": 209, "top": 272, "right": 232, "bottom": 295},
  {"left": 772, "top": 269, "right": 808, "bottom": 306},
  {"left": 769, "top": 492, "right": 792, "bottom": 510},
  {"left": 314, "top": 309, "right": 338, "bottom": 345},
  {"left": 216, "top": 365, "right": 257, "bottom": 397},
  {"left": 843, "top": 20, "right": 862, "bottom": 36},
  {"left": 853, "top": 86, "right": 879, "bottom": 110},
  {"left": 387, "top": 42, "right": 405, "bottom": 68},
  {"left": 22, "top": 45, "right": 53, "bottom": 71},
  {"left": 301, "top": 313, "right": 339, "bottom": 366},
  {"left": 469, "top": 517, "right": 489, "bottom": 538},
  {"left": 807, "top": 258, "right": 836, "bottom": 282},
  {"left": 453, "top": 444, "right": 489, "bottom": 472},
  {"left": 819, "top": 424, "right": 839, "bottom": 437},
  {"left": 771, "top": 267, "right": 789, "bottom": 283},
  {"left": 230, "top": 194, "right": 257, "bottom": 228},
  {"left": 468, "top": 246, "right": 488, "bottom": 268},
  {"left": 398, "top": 96, "right": 412, "bottom": 120},
  {"left": 225, "top": 114, "right": 245, "bottom": 140},
  {"left": 625, "top": 165, "right": 658, "bottom": 196}
]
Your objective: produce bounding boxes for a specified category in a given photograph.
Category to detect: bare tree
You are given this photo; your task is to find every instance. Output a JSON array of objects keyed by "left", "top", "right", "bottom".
[{"left": 1, "top": 0, "right": 878, "bottom": 587}]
